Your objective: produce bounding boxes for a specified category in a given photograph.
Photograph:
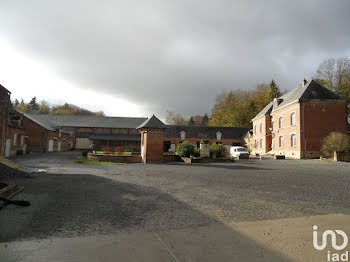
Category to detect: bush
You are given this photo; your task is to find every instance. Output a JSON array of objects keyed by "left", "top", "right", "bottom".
[
  {"left": 321, "top": 132, "right": 350, "bottom": 157},
  {"left": 15, "top": 149, "right": 24, "bottom": 155},
  {"left": 115, "top": 146, "right": 125, "bottom": 152},
  {"left": 193, "top": 148, "right": 200, "bottom": 157},
  {"left": 102, "top": 146, "right": 114, "bottom": 154},
  {"left": 176, "top": 141, "right": 196, "bottom": 157},
  {"left": 82, "top": 151, "right": 89, "bottom": 158},
  {"left": 210, "top": 144, "right": 227, "bottom": 158}
]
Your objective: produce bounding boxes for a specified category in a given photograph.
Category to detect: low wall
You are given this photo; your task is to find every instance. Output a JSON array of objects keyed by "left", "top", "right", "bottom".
[
  {"left": 163, "top": 154, "right": 179, "bottom": 162},
  {"left": 87, "top": 153, "right": 142, "bottom": 163},
  {"left": 181, "top": 157, "right": 235, "bottom": 164}
]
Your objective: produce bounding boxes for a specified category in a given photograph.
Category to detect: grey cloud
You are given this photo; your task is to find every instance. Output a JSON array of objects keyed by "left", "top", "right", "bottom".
[{"left": 0, "top": 0, "right": 349, "bottom": 118}]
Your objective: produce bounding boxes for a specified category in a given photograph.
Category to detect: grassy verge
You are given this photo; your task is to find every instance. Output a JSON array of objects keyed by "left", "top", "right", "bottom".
[
  {"left": 94, "top": 151, "right": 132, "bottom": 156},
  {"left": 74, "top": 157, "right": 125, "bottom": 165}
]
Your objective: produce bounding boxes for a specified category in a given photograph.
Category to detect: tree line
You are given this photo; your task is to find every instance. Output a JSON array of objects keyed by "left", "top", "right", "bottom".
[
  {"left": 13, "top": 97, "right": 105, "bottom": 116},
  {"left": 166, "top": 57, "right": 350, "bottom": 127}
]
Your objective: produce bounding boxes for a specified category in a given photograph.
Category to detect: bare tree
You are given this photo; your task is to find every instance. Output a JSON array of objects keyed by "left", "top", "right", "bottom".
[{"left": 314, "top": 57, "right": 350, "bottom": 99}]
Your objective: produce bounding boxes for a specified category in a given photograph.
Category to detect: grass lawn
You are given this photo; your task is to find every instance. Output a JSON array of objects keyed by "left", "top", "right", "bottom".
[
  {"left": 94, "top": 151, "right": 132, "bottom": 155},
  {"left": 74, "top": 157, "right": 125, "bottom": 165}
]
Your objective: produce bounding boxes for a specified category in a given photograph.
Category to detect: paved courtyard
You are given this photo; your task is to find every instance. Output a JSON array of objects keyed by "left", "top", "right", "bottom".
[{"left": 1, "top": 151, "right": 350, "bottom": 261}]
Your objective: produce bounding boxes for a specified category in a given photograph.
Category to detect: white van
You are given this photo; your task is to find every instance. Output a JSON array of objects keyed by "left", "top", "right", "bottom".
[{"left": 230, "top": 146, "right": 249, "bottom": 159}]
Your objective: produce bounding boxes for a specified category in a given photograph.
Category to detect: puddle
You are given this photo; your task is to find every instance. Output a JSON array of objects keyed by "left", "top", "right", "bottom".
[{"left": 23, "top": 168, "right": 47, "bottom": 173}]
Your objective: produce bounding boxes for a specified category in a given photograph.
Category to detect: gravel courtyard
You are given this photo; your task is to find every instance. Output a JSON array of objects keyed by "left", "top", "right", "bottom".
[
  {"left": 1, "top": 151, "right": 350, "bottom": 242},
  {"left": 1, "top": 151, "right": 350, "bottom": 261}
]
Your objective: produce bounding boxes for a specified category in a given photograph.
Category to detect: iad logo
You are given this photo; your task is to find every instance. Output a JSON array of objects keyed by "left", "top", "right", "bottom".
[{"left": 313, "top": 225, "right": 349, "bottom": 261}]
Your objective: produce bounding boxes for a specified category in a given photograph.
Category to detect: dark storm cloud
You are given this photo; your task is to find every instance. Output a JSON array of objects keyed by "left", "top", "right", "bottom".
[{"left": 0, "top": 0, "right": 349, "bottom": 117}]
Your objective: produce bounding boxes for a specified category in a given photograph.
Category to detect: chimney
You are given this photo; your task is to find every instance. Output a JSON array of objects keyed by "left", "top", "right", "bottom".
[{"left": 302, "top": 78, "right": 308, "bottom": 88}]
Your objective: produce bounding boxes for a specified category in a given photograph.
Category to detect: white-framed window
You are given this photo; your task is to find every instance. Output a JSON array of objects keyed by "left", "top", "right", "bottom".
[
  {"left": 13, "top": 133, "right": 17, "bottom": 146},
  {"left": 291, "top": 133, "right": 296, "bottom": 147},
  {"left": 260, "top": 138, "right": 263, "bottom": 148},
  {"left": 180, "top": 131, "right": 186, "bottom": 140},
  {"left": 254, "top": 125, "right": 257, "bottom": 134},
  {"left": 291, "top": 112, "right": 296, "bottom": 126},
  {"left": 272, "top": 121, "right": 275, "bottom": 131},
  {"left": 279, "top": 135, "right": 284, "bottom": 148},
  {"left": 279, "top": 116, "right": 283, "bottom": 129},
  {"left": 216, "top": 131, "right": 222, "bottom": 141},
  {"left": 260, "top": 123, "right": 263, "bottom": 133},
  {"left": 20, "top": 135, "right": 24, "bottom": 145},
  {"left": 254, "top": 139, "right": 257, "bottom": 149}
]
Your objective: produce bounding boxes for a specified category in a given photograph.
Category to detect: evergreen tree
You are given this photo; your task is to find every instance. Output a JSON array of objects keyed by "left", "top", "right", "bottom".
[
  {"left": 269, "top": 79, "right": 281, "bottom": 100},
  {"left": 28, "top": 96, "right": 40, "bottom": 111},
  {"left": 188, "top": 117, "right": 195, "bottom": 126},
  {"left": 201, "top": 114, "right": 209, "bottom": 126},
  {"left": 14, "top": 99, "right": 19, "bottom": 106}
]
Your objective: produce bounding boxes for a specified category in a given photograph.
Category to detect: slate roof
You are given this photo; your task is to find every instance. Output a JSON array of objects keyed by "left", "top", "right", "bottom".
[
  {"left": 165, "top": 126, "right": 250, "bottom": 140},
  {"left": 253, "top": 80, "right": 346, "bottom": 119},
  {"left": 252, "top": 102, "right": 273, "bottom": 120},
  {"left": 89, "top": 134, "right": 141, "bottom": 141},
  {"left": 137, "top": 115, "right": 169, "bottom": 129},
  {"left": 24, "top": 114, "right": 147, "bottom": 129},
  {"left": 23, "top": 113, "right": 57, "bottom": 131},
  {"left": 273, "top": 80, "right": 344, "bottom": 111}
]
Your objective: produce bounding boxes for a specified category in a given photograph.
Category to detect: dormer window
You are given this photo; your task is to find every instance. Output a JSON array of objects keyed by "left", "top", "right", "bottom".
[
  {"left": 216, "top": 131, "right": 222, "bottom": 141},
  {"left": 180, "top": 131, "right": 186, "bottom": 140}
]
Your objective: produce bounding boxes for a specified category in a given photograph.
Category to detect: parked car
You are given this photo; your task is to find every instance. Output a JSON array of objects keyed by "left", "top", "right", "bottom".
[{"left": 230, "top": 146, "right": 249, "bottom": 159}]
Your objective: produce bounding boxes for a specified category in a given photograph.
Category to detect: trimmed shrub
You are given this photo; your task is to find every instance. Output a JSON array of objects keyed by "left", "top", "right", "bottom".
[
  {"left": 321, "top": 132, "right": 350, "bottom": 157},
  {"left": 82, "top": 151, "right": 89, "bottom": 158},
  {"left": 176, "top": 141, "right": 196, "bottom": 157},
  {"left": 193, "top": 148, "right": 200, "bottom": 157},
  {"left": 210, "top": 143, "right": 227, "bottom": 158}
]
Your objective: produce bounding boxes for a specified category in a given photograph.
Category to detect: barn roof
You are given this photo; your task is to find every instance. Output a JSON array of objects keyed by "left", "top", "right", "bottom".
[{"left": 24, "top": 114, "right": 147, "bottom": 129}]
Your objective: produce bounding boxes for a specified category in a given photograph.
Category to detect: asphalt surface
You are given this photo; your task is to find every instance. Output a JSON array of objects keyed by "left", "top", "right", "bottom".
[{"left": 1, "top": 151, "right": 350, "bottom": 243}]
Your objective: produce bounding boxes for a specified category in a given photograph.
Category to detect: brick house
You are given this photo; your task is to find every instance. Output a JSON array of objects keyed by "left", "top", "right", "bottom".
[
  {"left": 0, "top": 84, "right": 11, "bottom": 157},
  {"left": 249, "top": 79, "right": 350, "bottom": 159}
]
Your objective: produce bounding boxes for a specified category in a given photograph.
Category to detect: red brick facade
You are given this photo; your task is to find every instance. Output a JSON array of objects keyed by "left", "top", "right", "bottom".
[
  {"left": 140, "top": 129, "right": 165, "bottom": 163},
  {"left": 22, "top": 115, "right": 74, "bottom": 153},
  {"left": 249, "top": 80, "right": 350, "bottom": 159},
  {"left": 0, "top": 85, "right": 10, "bottom": 156}
]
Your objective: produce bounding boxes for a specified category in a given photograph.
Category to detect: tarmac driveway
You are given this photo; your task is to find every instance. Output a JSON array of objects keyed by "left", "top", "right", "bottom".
[{"left": 1, "top": 151, "right": 350, "bottom": 261}]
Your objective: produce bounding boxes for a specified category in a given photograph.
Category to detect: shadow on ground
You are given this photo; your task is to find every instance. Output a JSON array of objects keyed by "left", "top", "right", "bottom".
[{"left": 0, "top": 172, "right": 292, "bottom": 261}]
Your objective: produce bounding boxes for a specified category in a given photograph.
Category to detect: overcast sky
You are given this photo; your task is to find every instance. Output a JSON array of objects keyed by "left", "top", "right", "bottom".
[{"left": 0, "top": 0, "right": 349, "bottom": 119}]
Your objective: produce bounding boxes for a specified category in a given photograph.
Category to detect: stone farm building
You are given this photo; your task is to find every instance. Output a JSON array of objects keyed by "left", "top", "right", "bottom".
[{"left": 247, "top": 79, "right": 350, "bottom": 159}]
